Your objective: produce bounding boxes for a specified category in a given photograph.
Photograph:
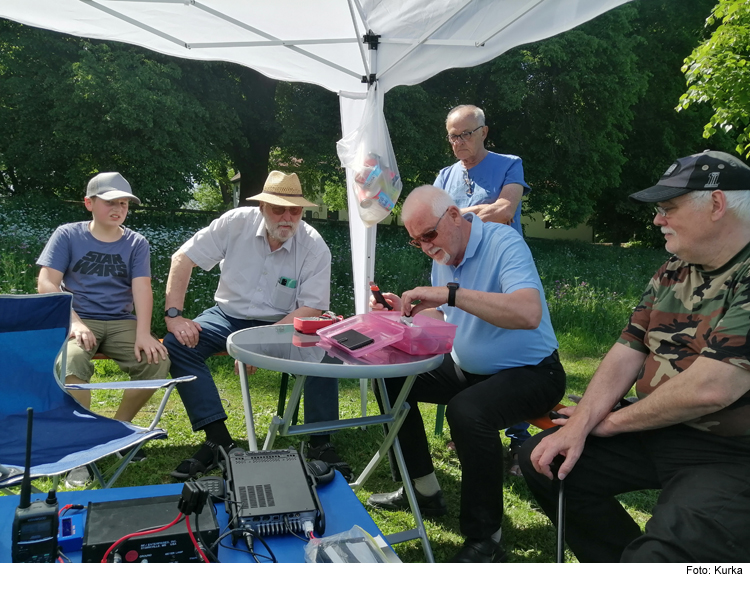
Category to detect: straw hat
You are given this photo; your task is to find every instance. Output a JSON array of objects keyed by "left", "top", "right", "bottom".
[{"left": 247, "top": 171, "right": 316, "bottom": 207}]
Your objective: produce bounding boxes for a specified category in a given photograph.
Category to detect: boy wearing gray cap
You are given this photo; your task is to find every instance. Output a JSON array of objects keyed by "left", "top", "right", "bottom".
[{"left": 37, "top": 172, "right": 169, "bottom": 487}]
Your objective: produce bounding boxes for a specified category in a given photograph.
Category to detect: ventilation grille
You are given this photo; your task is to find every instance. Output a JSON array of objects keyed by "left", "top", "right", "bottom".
[{"left": 238, "top": 484, "right": 276, "bottom": 510}]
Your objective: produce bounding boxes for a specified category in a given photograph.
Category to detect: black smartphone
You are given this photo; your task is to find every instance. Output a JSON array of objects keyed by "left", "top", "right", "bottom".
[{"left": 331, "top": 329, "right": 375, "bottom": 351}]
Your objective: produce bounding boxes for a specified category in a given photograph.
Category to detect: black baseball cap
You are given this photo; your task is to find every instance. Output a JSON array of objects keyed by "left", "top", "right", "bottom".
[{"left": 630, "top": 150, "right": 750, "bottom": 203}]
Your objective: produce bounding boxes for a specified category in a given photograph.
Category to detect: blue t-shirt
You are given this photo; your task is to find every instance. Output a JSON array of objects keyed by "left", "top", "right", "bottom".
[
  {"left": 432, "top": 214, "right": 558, "bottom": 374},
  {"left": 36, "top": 222, "right": 151, "bottom": 321},
  {"left": 434, "top": 152, "right": 530, "bottom": 234}
]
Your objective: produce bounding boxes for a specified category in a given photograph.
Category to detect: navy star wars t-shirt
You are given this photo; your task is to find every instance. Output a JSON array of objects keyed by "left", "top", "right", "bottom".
[{"left": 36, "top": 221, "right": 151, "bottom": 320}]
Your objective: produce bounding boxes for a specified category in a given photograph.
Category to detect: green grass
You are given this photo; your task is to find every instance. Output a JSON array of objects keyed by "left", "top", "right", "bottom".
[{"left": 0, "top": 200, "right": 668, "bottom": 562}]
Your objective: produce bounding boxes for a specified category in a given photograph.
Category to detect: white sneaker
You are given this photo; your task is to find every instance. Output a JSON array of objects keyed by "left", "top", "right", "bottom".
[{"left": 64, "top": 465, "right": 92, "bottom": 488}]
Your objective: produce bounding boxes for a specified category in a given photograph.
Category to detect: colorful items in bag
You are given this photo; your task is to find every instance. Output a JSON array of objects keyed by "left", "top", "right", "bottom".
[{"left": 354, "top": 153, "right": 399, "bottom": 213}]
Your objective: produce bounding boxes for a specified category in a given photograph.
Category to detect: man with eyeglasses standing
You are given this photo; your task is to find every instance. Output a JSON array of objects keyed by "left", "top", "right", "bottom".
[
  {"left": 435, "top": 104, "right": 529, "bottom": 232},
  {"left": 163, "top": 171, "right": 350, "bottom": 481},
  {"left": 436, "top": 104, "right": 533, "bottom": 474},
  {"left": 521, "top": 151, "right": 750, "bottom": 562},
  {"left": 367, "top": 185, "right": 565, "bottom": 562}
]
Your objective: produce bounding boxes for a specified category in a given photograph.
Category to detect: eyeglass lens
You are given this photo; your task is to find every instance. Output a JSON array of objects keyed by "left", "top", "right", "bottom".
[
  {"left": 447, "top": 125, "right": 483, "bottom": 143},
  {"left": 409, "top": 209, "right": 449, "bottom": 247},
  {"left": 270, "top": 205, "right": 303, "bottom": 216}
]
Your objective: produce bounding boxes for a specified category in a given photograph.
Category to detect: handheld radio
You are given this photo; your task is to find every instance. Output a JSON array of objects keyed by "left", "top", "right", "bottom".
[{"left": 11, "top": 408, "right": 59, "bottom": 563}]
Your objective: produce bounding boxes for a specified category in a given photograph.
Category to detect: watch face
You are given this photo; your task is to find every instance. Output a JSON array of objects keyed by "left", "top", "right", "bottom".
[{"left": 166, "top": 307, "right": 181, "bottom": 318}]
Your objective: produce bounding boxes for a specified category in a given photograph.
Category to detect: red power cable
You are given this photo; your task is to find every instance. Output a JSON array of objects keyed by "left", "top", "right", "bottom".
[{"left": 100, "top": 512, "right": 183, "bottom": 563}]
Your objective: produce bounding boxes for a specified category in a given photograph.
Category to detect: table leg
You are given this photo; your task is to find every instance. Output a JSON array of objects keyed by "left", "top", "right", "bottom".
[
  {"left": 263, "top": 375, "right": 306, "bottom": 450},
  {"left": 238, "top": 361, "right": 258, "bottom": 451},
  {"left": 362, "top": 376, "right": 435, "bottom": 563}
]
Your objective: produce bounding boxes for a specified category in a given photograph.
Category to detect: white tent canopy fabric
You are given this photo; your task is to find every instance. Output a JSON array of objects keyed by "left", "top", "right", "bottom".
[{"left": 0, "top": 0, "right": 629, "bottom": 312}]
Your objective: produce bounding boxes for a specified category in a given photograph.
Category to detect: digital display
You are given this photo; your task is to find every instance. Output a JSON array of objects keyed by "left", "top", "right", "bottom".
[{"left": 19, "top": 518, "right": 54, "bottom": 539}]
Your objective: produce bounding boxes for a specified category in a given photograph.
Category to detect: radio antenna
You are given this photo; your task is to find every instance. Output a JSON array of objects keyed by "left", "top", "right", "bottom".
[{"left": 18, "top": 407, "right": 33, "bottom": 510}]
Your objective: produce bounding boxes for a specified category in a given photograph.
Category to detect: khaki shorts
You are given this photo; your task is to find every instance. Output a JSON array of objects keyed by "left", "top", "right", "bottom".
[{"left": 60, "top": 318, "right": 170, "bottom": 383}]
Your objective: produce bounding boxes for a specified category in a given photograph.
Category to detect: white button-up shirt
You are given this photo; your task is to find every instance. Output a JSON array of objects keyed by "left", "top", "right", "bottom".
[{"left": 179, "top": 207, "right": 331, "bottom": 321}]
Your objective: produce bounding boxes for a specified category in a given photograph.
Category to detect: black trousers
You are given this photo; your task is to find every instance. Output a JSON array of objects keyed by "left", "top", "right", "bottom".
[
  {"left": 519, "top": 424, "right": 750, "bottom": 562},
  {"left": 377, "top": 353, "right": 566, "bottom": 539}
]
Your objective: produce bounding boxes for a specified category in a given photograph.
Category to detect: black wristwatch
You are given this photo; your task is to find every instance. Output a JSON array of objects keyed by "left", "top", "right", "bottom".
[
  {"left": 447, "top": 282, "right": 459, "bottom": 307},
  {"left": 165, "top": 307, "right": 183, "bottom": 318}
]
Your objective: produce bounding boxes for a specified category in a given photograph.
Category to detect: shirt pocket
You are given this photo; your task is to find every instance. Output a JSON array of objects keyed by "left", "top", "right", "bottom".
[{"left": 272, "top": 280, "right": 297, "bottom": 312}]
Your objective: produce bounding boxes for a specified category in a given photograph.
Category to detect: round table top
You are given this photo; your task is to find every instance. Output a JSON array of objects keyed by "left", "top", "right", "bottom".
[{"left": 226, "top": 324, "right": 443, "bottom": 379}]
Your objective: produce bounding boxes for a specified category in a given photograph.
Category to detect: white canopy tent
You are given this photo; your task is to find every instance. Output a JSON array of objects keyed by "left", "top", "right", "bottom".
[{"left": 0, "top": 0, "right": 629, "bottom": 314}]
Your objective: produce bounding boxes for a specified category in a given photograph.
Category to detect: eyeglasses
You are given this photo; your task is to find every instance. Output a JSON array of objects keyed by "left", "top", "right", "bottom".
[
  {"left": 269, "top": 205, "right": 303, "bottom": 216},
  {"left": 409, "top": 209, "right": 449, "bottom": 248},
  {"left": 463, "top": 168, "right": 474, "bottom": 198},
  {"left": 447, "top": 125, "right": 484, "bottom": 144},
  {"left": 654, "top": 204, "right": 677, "bottom": 218}
]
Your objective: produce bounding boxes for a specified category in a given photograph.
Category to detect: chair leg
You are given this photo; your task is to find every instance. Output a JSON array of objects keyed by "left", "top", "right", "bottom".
[{"left": 434, "top": 404, "right": 446, "bottom": 436}]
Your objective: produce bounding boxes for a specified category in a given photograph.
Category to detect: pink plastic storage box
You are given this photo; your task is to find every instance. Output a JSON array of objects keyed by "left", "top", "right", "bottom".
[
  {"left": 378, "top": 312, "right": 457, "bottom": 355},
  {"left": 316, "top": 313, "right": 405, "bottom": 358}
]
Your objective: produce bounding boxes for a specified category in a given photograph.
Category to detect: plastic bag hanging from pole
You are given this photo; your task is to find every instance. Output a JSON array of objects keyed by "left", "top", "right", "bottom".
[{"left": 336, "top": 86, "right": 402, "bottom": 227}]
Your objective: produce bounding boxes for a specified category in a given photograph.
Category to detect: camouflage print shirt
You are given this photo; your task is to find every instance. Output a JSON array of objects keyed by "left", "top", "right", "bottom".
[{"left": 617, "top": 241, "right": 750, "bottom": 437}]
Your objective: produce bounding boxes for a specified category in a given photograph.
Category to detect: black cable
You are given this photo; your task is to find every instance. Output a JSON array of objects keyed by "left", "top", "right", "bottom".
[
  {"left": 247, "top": 529, "right": 277, "bottom": 563},
  {"left": 195, "top": 510, "right": 220, "bottom": 563}
]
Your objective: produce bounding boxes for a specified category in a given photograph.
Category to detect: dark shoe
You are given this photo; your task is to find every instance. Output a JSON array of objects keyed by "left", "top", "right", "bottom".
[
  {"left": 170, "top": 440, "right": 237, "bottom": 481},
  {"left": 449, "top": 538, "right": 507, "bottom": 563},
  {"left": 116, "top": 445, "right": 147, "bottom": 463},
  {"left": 307, "top": 442, "right": 353, "bottom": 482},
  {"left": 367, "top": 486, "right": 448, "bottom": 517}
]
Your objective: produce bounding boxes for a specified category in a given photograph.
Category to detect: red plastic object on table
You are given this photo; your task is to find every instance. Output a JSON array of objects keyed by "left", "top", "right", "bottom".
[{"left": 293, "top": 312, "right": 343, "bottom": 335}]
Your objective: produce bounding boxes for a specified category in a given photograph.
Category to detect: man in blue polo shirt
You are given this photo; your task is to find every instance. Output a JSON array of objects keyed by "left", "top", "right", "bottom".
[
  {"left": 434, "top": 104, "right": 529, "bottom": 232},
  {"left": 435, "top": 104, "right": 533, "bottom": 470},
  {"left": 367, "top": 186, "right": 565, "bottom": 562}
]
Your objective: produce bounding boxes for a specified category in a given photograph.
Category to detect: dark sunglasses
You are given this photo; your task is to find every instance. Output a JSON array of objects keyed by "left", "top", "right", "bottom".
[
  {"left": 408, "top": 209, "right": 449, "bottom": 248},
  {"left": 269, "top": 205, "right": 303, "bottom": 216}
]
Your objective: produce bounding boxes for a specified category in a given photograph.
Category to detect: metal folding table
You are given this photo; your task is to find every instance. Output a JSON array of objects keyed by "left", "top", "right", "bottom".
[{"left": 226, "top": 324, "right": 443, "bottom": 562}]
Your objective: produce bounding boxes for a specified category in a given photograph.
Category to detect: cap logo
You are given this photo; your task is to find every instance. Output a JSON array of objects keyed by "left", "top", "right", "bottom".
[
  {"left": 705, "top": 172, "right": 720, "bottom": 188},
  {"left": 664, "top": 163, "right": 677, "bottom": 176}
]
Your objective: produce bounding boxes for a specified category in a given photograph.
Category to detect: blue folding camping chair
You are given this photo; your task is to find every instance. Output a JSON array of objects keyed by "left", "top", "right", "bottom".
[{"left": 0, "top": 293, "right": 195, "bottom": 490}]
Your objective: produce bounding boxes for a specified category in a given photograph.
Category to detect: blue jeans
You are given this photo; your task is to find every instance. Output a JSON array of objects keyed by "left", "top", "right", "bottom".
[
  {"left": 164, "top": 306, "right": 338, "bottom": 432},
  {"left": 505, "top": 422, "right": 531, "bottom": 451}
]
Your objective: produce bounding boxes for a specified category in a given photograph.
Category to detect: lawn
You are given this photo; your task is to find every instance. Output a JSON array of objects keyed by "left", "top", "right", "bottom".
[{"left": 0, "top": 199, "right": 668, "bottom": 562}]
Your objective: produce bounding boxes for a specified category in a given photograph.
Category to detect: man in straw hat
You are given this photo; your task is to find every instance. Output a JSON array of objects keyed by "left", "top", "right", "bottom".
[
  {"left": 163, "top": 171, "right": 350, "bottom": 480},
  {"left": 521, "top": 150, "right": 750, "bottom": 562}
]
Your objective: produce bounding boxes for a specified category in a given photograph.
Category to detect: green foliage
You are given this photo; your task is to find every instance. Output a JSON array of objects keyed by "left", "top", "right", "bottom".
[
  {"left": 0, "top": 20, "right": 233, "bottom": 206},
  {"left": 593, "top": 0, "right": 735, "bottom": 246},
  {"left": 679, "top": 0, "right": 750, "bottom": 158}
]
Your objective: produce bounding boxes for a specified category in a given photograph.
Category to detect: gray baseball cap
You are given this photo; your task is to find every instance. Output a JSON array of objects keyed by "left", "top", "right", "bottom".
[
  {"left": 630, "top": 151, "right": 750, "bottom": 203},
  {"left": 85, "top": 172, "right": 141, "bottom": 205}
]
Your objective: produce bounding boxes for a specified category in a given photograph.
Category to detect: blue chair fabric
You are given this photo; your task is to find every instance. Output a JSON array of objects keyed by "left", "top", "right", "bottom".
[{"left": 0, "top": 293, "right": 192, "bottom": 488}]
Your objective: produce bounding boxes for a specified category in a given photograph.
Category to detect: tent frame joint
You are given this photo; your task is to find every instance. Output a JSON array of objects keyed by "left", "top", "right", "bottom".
[{"left": 362, "top": 30, "right": 380, "bottom": 50}]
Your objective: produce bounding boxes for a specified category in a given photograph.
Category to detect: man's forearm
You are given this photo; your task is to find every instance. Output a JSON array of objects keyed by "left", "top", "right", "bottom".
[
  {"left": 165, "top": 250, "right": 197, "bottom": 311},
  {"left": 563, "top": 343, "right": 645, "bottom": 436},
  {"left": 597, "top": 354, "right": 750, "bottom": 436}
]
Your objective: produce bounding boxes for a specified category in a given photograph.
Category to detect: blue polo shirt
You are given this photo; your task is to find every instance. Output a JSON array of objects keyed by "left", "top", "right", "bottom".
[
  {"left": 434, "top": 152, "right": 530, "bottom": 234},
  {"left": 433, "top": 214, "right": 558, "bottom": 374}
]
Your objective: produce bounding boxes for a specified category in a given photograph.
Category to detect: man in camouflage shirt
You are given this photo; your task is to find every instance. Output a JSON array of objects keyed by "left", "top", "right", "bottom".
[{"left": 520, "top": 151, "right": 750, "bottom": 562}]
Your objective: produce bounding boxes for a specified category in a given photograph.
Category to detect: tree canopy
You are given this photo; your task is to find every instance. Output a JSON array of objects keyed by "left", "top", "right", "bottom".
[
  {"left": 679, "top": 0, "right": 750, "bottom": 159},
  {"left": 0, "top": 1, "right": 744, "bottom": 243}
]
